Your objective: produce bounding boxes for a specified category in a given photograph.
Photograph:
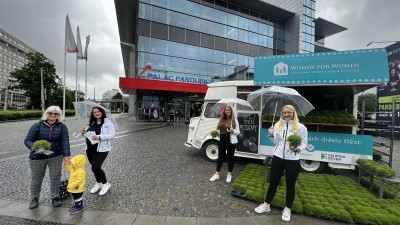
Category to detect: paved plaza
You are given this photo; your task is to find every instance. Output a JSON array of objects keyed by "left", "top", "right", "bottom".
[{"left": 0, "top": 114, "right": 398, "bottom": 224}]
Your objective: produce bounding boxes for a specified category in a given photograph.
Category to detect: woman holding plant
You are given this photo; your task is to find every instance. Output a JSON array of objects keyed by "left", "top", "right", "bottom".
[
  {"left": 209, "top": 106, "right": 240, "bottom": 183},
  {"left": 254, "top": 105, "right": 307, "bottom": 222},
  {"left": 24, "top": 106, "right": 71, "bottom": 209}
]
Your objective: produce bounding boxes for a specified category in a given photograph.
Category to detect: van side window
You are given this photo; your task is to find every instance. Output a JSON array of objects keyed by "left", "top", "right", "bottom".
[{"left": 204, "top": 103, "right": 220, "bottom": 118}]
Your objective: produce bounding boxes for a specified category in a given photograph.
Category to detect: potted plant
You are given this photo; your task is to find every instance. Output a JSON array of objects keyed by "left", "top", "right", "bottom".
[
  {"left": 210, "top": 130, "right": 219, "bottom": 138},
  {"left": 287, "top": 134, "right": 301, "bottom": 152},
  {"left": 32, "top": 140, "right": 53, "bottom": 155}
]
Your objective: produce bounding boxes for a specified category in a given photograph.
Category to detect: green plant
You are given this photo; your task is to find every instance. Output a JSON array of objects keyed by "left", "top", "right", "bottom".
[
  {"left": 210, "top": 130, "right": 218, "bottom": 138},
  {"left": 357, "top": 159, "right": 395, "bottom": 178},
  {"left": 31, "top": 140, "right": 51, "bottom": 151},
  {"left": 287, "top": 134, "right": 301, "bottom": 148}
]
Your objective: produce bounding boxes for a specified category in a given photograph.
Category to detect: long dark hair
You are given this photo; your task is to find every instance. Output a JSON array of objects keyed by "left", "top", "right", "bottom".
[
  {"left": 89, "top": 106, "right": 107, "bottom": 126},
  {"left": 220, "top": 106, "right": 236, "bottom": 128}
]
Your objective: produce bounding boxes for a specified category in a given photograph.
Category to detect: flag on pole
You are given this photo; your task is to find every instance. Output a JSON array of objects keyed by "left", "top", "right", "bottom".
[
  {"left": 65, "top": 14, "right": 78, "bottom": 53},
  {"left": 84, "top": 35, "right": 90, "bottom": 61},
  {"left": 76, "top": 26, "right": 84, "bottom": 59}
]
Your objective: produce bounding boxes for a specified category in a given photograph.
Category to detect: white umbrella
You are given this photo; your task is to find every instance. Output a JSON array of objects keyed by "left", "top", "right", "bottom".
[
  {"left": 72, "top": 101, "right": 118, "bottom": 138},
  {"left": 210, "top": 98, "right": 254, "bottom": 116},
  {"left": 247, "top": 86, "right": 314, "bottom": 124}
]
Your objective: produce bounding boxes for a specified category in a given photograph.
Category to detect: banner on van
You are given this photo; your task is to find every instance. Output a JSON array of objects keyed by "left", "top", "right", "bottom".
[
  {"left": 254, "top": 48, "right": 388, "bottom": 85},
  {"left": 259, "top": 130, "right": 373, "bottom": 164}
]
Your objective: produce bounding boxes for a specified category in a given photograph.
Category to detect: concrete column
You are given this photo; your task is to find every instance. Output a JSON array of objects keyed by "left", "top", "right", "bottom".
[{"left": 128, "top": 93, "right": 137, "bottom": 120}]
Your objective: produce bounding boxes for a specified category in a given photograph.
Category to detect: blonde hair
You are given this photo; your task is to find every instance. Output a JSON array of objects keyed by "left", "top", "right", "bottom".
[
  {"left": 276, "top": 105, "right": 299, "bottom": 133},
  {"left": 41, "top": 105, "right": 64, "bottom": 122}
]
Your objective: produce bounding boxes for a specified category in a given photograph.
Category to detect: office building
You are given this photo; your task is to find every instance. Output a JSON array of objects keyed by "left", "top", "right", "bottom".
[{"left": 114, "top": 0, "right": 346, "bottom": 121}]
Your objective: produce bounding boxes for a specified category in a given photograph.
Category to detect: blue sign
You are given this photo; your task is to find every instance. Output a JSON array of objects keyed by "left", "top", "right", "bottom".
[
  {"left": 254, "top": 48, "right": 388, "bottom": 85},
  {"left": 260, "top": 130, "right": 373, "bottom": 156}
]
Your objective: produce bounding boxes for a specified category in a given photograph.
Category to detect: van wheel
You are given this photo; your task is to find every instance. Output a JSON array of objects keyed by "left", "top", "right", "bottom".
[
  {"left": 300, "top": 160, "right": 326, "bottom": 173},
  {"left": 204, "top": 140, "right": 219, "bottom": 162}
]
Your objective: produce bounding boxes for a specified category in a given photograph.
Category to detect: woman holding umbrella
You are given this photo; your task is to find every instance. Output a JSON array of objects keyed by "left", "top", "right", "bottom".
[
  {"left": 254, "top": 105, "right": 308, "bottom": 222},
  {"left": 80, "top": 106, "right": 115, "bottom": 195},
  {"left": 209, "top": 105, "right": 240, "bottom": 183}
]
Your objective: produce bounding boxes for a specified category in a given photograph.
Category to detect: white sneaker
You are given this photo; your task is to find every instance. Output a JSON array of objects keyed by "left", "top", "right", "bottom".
[
  {"left": 209, "top": 174, "right": 220, "bottom": 182},
  {"left": 255, "top": 203, "right": 271, "bottom": 214},
  {"left": 90, "top": 183, "right": 102, "bottom": 194},
  {"left": 226, "top": 174, "right": 232, "bottom": 183},
  {"left": 282, "top": 207, "right": 291, "bottom": 222},
  {"left": 99, "top": 182, "right": 111, "bottom": 196}
]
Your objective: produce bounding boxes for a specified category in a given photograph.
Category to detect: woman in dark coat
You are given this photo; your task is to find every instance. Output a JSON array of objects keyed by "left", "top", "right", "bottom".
[{"left": 24, "top": 106, "right": 71, "bottom": 209}]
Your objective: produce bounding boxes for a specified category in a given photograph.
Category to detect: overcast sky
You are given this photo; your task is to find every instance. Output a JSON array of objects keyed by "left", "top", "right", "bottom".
[{"left": 0, "top": 0, "right": 399, "bottom": 99}]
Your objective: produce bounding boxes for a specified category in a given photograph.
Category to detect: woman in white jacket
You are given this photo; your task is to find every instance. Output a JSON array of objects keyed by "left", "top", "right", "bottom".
[
  {"left": 255, "top": 105, "right": 308, "bottom": 222},
  {"left": 209, "top": 106, "right": 240, "bottom": 183},
  {"left": 80, "top": 107, "right": 115, "bottom": 196}
]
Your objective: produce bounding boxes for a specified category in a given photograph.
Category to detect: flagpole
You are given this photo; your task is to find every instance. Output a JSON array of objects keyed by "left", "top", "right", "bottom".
[
  {"left": 63, "top": 16, "right": 67, "bottom": 118},
  {"left": 75, "top": 57, "right": 78, "bottom": 118}
]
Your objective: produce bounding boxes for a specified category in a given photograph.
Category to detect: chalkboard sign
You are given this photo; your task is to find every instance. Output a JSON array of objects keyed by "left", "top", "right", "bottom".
[{"left": 237, "top": 113, "right": 260, "bottom": 153}]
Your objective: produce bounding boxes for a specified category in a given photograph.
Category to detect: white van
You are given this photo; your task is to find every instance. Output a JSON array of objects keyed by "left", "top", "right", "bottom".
[{"left": 184, "top": 80, "right": 373, "bottom": 173}]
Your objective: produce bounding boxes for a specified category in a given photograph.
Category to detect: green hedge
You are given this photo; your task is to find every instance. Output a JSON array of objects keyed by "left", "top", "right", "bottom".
[
  {"left": 262, "top": 110, "right": 359, "bottom": 125},
  {"left": 0, "top": 110, "right": 75, "bottom": 122},
  {"left": 357, "top": 159, "right": 395, "bottom": 178},
  {"left": 231, "top": 163, "right": 400, "bottom": 225}
]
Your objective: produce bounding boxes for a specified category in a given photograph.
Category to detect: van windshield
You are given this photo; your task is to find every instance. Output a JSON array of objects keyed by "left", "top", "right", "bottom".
[{"left": 204, "top": 103, "right": 220, "bottom": 118}]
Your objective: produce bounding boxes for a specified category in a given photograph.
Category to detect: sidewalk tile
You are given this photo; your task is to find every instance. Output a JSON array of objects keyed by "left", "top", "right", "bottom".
[
  {"left": 0, "top": 199, "right": 13, "bottom": 208},
  {"left": 165, "top": 216, "right": 196, "bottom": 225},
  {"left": 17, "top": 205, "right": 53, "bottom": 220},
  {"left": 98, "top": 212, "right": 137, "bottom": 225},
  {"left": 197, "top": 217, "right": 227, "bottom": 225},
  {"left": 69, "top": 210, "right": 110, "bottom": 224},
  {"left": 226, "top": 217, "right": 258, "bottom": 225},
  {"left": 42, "top": 207, "right": 79, "bottom": 224},
  {"left": 0, "top": 202, "right": 28, "bottom": 216},
  {"left": 133, "top": 215, "right": 166, "bottom": 225}
]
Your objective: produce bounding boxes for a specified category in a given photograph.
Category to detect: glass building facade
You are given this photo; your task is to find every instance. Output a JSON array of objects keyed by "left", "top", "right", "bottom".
[
  {"left": 137, "top": 0, "right": 286, "bottom": 82},
  {"left": 115, "top": 0, "right": 346, "bottom": 120}
]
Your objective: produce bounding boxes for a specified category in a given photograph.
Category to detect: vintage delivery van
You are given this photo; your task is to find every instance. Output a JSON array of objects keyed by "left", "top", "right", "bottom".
[{"left": 184, "top": 49, "right": 389, "bottom": 172}]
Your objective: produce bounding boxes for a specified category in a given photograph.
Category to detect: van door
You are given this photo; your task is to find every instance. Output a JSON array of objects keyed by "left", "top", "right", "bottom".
[{"left": 193, "top": 102, "right": 219, "bottom": 145}]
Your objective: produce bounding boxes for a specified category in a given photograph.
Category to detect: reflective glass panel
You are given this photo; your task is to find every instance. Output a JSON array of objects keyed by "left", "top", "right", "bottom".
[
  {"left": 138, "top": 3, "right": 152, "bottom": 20},
  {"left": 186, "top": 15, "right": 201, "bottom": 32},
  {"left": 226, "top": 27, "right": 238, "bottom": 40},
  {"left": 167, "top": 41, "right": 185, "bottom": 58},
  {"left": 214, "top": 23, "right": 227, "bottom": 38},
  {"left": 238, "top": 29, "right": 248, "bottom": 43},
  {"left": 227, "top": 14, "right": 238, "bottom": 27},
  {"left": 185, "top": 45, "right": 200, "bottom": 59},
  {"left": 238, "top": 17, "right": 249, "bottom": 30},
  {"left": 214, "top": 10, "right": 227, "bottom": 24},
  {"left": 186, "top": 1, "right": 201, "bottom": 17},
  {"left": 168, "top": 11, "right": 186, "bottom": 27},
  {"left": 151, "top": 6, "right": 167, "bottom": 24},
  {"left": 201, "top": 5, "right": 214, "bottom": 21},
  {"left": 138, "top": 36, "right": 151, "bottom": 52},
  {"left": 138, "top": 52, "right": 151, "bottom": 68},
  {"left": 201, "top": 19, "right": 215, "bottom": 35},
  {"left": 249, "top": 19, "right": 259, "bottom": 33},
  {"left": 151, "top": 0, "right": 167, "bottom": 8},
  {"left": 226, "top": 52, "right": 237, "bottom": 66},
  {"left": 167, "top": 56, "right": 182, "bottom": 72},
  {"left": 199, "top": 47, "right": 213, "bottom": 62},
  {"left": 214, "top": 50, "right": 226, "bottom": 64},
  {"left": 150, "top": 54, "right": 166, "bottom": 70},
  {"left": 168, "top": 0, "right": 185, "bottom": 12},
  {"left": 248, "top": 32, "right": 258, "bottom": 45},
  {"left": 151, "top": 38, "right": 168, "bottom": 55},
  {"left": 237, "top": 54, "right": 248, "bottom": 66}
]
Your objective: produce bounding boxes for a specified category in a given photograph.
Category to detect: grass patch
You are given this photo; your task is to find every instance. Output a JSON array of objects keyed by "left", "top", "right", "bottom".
[{"left": 231, "top": 164, "right": 400, "bottom": 224}]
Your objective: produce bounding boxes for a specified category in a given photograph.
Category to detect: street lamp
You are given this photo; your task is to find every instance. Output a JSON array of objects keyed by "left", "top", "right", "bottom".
[{"left": 366, "top": 41, "right": 400, "bottom": 47}]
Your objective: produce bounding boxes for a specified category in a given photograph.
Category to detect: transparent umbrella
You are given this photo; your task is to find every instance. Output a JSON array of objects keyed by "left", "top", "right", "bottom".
[
  {"left": 210, "top": 98, "right": 255, "bottom": 116},
  {"left": 72, "top": 101, "right": 118, "bottom": 138},
  {"left": 247, "top": 86, "right": 314, "bottom": 124}
]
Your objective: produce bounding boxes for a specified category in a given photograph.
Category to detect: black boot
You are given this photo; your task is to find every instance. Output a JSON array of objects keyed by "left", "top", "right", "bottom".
[
  {"left": 51, "top": 197, "right": 62, "bottom": 207},
  {"left": 29, "top": 197, "right": 39, "bottom": 209},
  {"left": 70, "top": 200, "right": 84, "bottom": 214}
]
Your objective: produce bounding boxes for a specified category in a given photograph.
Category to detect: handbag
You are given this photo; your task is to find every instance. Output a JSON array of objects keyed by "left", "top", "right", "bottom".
[{"left": 59, "top": 179, "right": 70, "bottom": 200}]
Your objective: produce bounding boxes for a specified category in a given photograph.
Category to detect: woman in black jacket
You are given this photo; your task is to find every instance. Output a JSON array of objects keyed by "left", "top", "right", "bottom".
[{"left": 24, "top": 106, "right": 71, "bottom": 209}]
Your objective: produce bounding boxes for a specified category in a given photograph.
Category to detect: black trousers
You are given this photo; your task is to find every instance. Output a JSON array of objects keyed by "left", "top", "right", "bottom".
[
  {"left": 216, "top": 134, "right": 237, "bottom": 173},
  {"left": 71, "top": 192, "right": 83, "bottom": 200},
  {"left": 86, "top": 150, "right": 109, "bottom": 184},
  {"left": 264, "top": 156, "right": 300, "bottom": 208}
]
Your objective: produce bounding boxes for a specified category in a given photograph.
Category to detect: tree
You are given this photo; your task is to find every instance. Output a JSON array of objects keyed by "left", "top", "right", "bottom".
[
  {"left": 10, "top": 52, "right": 59, "bottom": 109},
  {"left": 358, "top": 93, "right": 377, "bottom": 112}
]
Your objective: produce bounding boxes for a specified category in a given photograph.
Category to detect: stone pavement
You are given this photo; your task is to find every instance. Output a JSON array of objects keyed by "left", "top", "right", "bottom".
[{"left": 0, "top": 115, "right": 398, "bottom": 224}]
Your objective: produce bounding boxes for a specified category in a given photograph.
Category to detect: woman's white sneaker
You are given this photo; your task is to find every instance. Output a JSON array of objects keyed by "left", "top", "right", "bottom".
[
  {"left": 255, "top": 203, "right": 270, "bottom": 213},
  {"left": 209, "top": 174, "right": 220, "bottom": 182},
  {"left": 226, "top": 174, "right": 232, "bottom": 183},
  {"left": 90, "top": 183, "right": 102, "bottom": 194},
  {"left": 282, "top": 207, "right": 291, "bottom": 222},
  {"left": 99, "top": 182, "right": 111, "bottom": 195}
]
